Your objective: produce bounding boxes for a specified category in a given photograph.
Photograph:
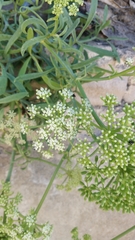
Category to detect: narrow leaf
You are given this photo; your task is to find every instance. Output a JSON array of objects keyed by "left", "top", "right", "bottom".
[
  {"left": 5, "top": 26, "right": 22, "bottom": 54},
  {"left": 14, "top": 71, "right": 54, "bottom": 82},
  {"left": 31, "top": 54, "right": 61, "bottom": 90},
  {"left": 44, "top": 43, "right": 75, "bottom": 78},
  {"left": 77, "top": 0, "right": 98, "bottom": 40},
  {"left": 62, "top": 18, "right": 80, "bottom": 40},
  {"left": 0, "top": 64, "right": 7, "bottom": 95},
  {"left": 21, "top": 36, "right": 46, "bottom": 55},
  {"left": 8, "top": 73, "right": 28, "bottom": 93},
  {"left": 0, "top": 92, "right": 28, "bottom": 104},
  {"left": 21, "top": 18, "right": 47, "bottom": 34},
  {"left": 72, "top": 55, "right": 99, "bottom": 69},
  {"left": 81, "top": 44, "right": 119, "bottom": 60},
  {"left": 0, "top": 34, "right": 11, "bottom": 41},
  {"left": 18, "top": 57, "right": 31, "bottom": 76}
]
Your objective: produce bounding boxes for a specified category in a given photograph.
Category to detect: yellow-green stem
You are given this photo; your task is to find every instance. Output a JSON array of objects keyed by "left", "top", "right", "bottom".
[{"left": 111, "top": 225, "right": 135, "bottom": 240}]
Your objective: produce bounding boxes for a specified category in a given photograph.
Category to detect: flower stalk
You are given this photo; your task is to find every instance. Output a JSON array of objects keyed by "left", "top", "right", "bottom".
[
  {"left": 5, "top": 141, "right": 16, "bottom": 183},
  {"left": 111, "top": 225, "right": 135, "bottom": 240},
  {"left": 35, "top": 142, "right": 73, "bottom": 215}
]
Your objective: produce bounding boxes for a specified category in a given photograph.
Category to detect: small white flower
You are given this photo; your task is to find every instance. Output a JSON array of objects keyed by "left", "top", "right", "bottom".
[
  {"left": 125, "top": 57, "right": 133, "bottom": 66},
  {"left": 41, "top": 150, "right": 53, "bottom": 159},
  {"left": 20, "top": 122, "right": 29, "bottom": 134},
  {"left": 37, "top": 128, "right": 48, "bottom": 140},
  {"left": 22, "top": 232, "right": 33, "bottom": 240},
  {"left": 33, "top": 140, "right": 43, "bottom": 152},
  {"left": 36, "top": 87, "right": 52, "bottom": 99},
  {"left": 55, "top": 101, "right": 66, "bottom": 113},
  {"left": 42, "top": 222, "right": 53, "bottom": 235},
  {"left": 41, "top": 107, "right": 53, "bottom": 117},
  {"left": 25, "top": 214, "right": 36, "bottom": 227},
  {"left": 27, "top": 104, "right": 38, "bottom": 119},
  {"left": 59, "top": 88, "right": 73, "bottom": 100}
]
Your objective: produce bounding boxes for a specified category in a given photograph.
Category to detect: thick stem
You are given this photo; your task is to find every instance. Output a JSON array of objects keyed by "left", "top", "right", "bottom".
[
  {"left": 76, "top": 80, "right": 106, "bottom": 129},
  {"left": 111, "top": 225, "right": 135, "bottom": 240},
  {"left": 35, "top": 143, "right": 73, "bottom": 215}
]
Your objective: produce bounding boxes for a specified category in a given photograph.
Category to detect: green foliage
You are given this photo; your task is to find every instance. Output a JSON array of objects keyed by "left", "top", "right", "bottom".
[
  {"left": 71, "top": 227, "right": 91, "bottom": 240},
  {"left": 0, "top": 182, "right": 53, "bottom": 239},
  {"left": 1, "top": 0, "right": 131, "bottom": 113},
  {"left": 77, "top": 95, "right": 135, "bottom": 213}
]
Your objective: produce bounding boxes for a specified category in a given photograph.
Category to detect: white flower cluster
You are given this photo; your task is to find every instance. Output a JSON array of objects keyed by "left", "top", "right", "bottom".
[
  {"left": 25, "top": 214, "right": 36, "bottom": 227},
  {"left": 32, "top": 101, "right": 78, "bottom": 154},
  {"left": 20, "top": 120, "right": 29, "bottom": 135},
  {"left": 22, "top": 231, "right": 34, "bottom": 240},
  {"left": 36, "top": 87, "right": 52, "bottom": 100},
  {"left": 0, "top": 110, "right": 37, "bottom": 147},
  {"left": 42, "top": 222, "right": 53, "bottom": 236},
  {"left": 125, "top": 57, "right": 133, "bottom": 66},
  {"left": 59, "top": 88, "right": 73, "bottom": 100},
  {"left": 27, "top": 88, "right": 93, "bottom": 158},
  {"left": 0, "top": 110, "right": 25, "bottom": 146},
  {"left": 27, "top": 104, "right": 39, "bottom": 119}
]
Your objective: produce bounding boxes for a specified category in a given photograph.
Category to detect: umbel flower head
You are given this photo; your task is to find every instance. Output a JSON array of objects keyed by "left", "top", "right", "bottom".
[
  {"left": 73, "top": 95, "right": 135, "bottom": 213},
  {"left": 45, "top": 0, "right": 83, "bottom": 16},
  {"left": 27, "top": 88, "right": 93, "bottom": 159}
]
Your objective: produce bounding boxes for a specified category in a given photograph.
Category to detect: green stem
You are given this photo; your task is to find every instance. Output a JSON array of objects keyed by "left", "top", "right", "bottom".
[
  {"left": 5, "top": 146, "right": 16, "bottom": 183},
  {"left": 35, "top": 143, "right": 73, "bottom": 215},
  {"left": 101, "top": 66, "right": 135, "bottom": 80},
  {"left": 105, "top": 176, "right": 114, "bottom": 188},
  {"left": 111, "top": 225, "right": 135, "bottom": 240},
  {"left": 3, "top": 143, "right": 16, "bottom": 223},
  {"left": 76, "top": 80, "right": 106, "bottom": 129},
  {"left": 25, "top": 156, "right": 66, "bottom": 171}
]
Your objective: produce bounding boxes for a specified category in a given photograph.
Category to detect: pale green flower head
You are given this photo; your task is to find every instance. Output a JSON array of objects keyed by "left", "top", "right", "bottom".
[{"left": 45, "top": 0, "right": 83, "bottom": 16}]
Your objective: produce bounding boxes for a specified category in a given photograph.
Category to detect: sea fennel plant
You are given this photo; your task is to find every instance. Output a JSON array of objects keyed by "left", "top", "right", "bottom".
[{"left": 0, "top": 0, "right": 135, "bottom": 239}]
